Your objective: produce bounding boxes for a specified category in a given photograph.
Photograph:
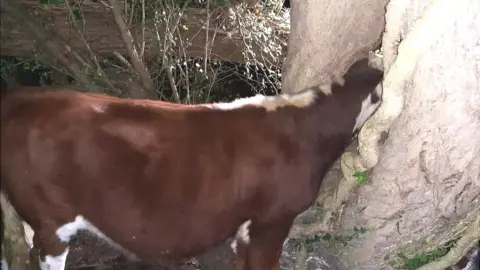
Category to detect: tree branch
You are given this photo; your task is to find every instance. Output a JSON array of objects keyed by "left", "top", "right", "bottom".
[
  {"left": 107, "top": 0, "right": 156, "bottom": 98},
  {"left": 1, "top": 1, "right": 288, "bottom": 68}
]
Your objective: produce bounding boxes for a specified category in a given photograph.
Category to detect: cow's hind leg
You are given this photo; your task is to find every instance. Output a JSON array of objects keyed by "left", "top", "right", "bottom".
[
  {"left": 31, "top": 226, "right": 70, "bottom": 270},
  {"left": 234, "top": 218, "right": 293, "bottom": 270}
]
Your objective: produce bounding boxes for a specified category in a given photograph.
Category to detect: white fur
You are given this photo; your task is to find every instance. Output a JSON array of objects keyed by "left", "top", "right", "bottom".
[
  {"left": 91, "top": 103, "right": 107, "bottom": 113},
  {"left": 209, "top": 91, "right": 317, "bottom": 112},
  {"left": 28, "top": 215, "right": 124, "bottom": 270},
  {"left": 55, "top": 215, "right": 101, "bottom": 243},
  {"left": 353, "top": 83, "right": 383, "bottom": 133},
  {"left": 39, "top": 248, "right": 68, "bottom": 270},
  {"left": 208, "top": 95, "right": 268, "bottom": 110},
  {"left": 230, "top": 220, "right": 252, "bottom": 254}
]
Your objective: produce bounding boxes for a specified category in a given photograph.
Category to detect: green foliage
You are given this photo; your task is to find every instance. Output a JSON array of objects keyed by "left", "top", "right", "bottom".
[
  {"left": 0, "top": 57, "right": 53, "bottom": 86},
  {"left": 397, "top": 239, "right": 458, "bottom": 270},
  {"left": 70, "top": 9, "right": 82, "bottom": 20},
  {"left": 353, "top": 170, "right": 369, "bottom": 184}
]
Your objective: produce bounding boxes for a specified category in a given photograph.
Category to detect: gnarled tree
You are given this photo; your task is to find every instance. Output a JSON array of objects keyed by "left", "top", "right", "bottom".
[{"left": 282, "top": 0, "right": 480, "bottom": 269}]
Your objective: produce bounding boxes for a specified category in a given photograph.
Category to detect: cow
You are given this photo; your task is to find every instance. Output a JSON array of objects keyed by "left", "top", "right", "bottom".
[{"left": 0, "top": 58, "right": 383, "bottom": 270}]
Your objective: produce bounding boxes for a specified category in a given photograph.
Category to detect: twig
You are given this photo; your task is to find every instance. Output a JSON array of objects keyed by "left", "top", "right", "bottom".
[
  {"left": 113, "top": 51, "right": 133, "bottom": 70},
  {"left": 152, "top": 6, "right": 181, "bottom": 103},
  {"left": 64, "top": 0, "right": 117, "bottom": 91},
  {"left": 140, "top": 0, "right": 146, "bottom": 58},
  {"left": 107, "top": 0, "right": 155, "bottom": 98},
  {"left": 175, "top": 23, "right": 191, "bottom": 103},
  {"left": 165, "top": 58, "right": 181, "bottom": 103},
  {"left": 204, "top": 0, "right": 210, "bottom": 74}
]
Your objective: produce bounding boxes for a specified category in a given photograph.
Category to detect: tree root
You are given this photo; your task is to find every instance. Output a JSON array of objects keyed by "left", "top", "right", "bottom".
[
  {"left": 288, "top": 221, "right": 334, "bottom": 239},
  {"left": 0, "top": 193, "right": 34, "bottom": 270},
  {"left": 293, "top": 242, "right": 308, "bottom": 270},
  {"left": 416, "top": 216, "right": 480, "bottom": 270}
]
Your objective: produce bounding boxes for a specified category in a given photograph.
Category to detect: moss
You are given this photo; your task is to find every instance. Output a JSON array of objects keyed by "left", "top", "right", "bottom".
[{"left": 395, "top": 238, "right": 459, "bottom": 270}]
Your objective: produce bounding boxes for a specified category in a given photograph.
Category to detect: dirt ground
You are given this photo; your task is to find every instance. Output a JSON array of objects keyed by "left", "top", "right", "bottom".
[{"left": 66, "top": 232, "right": 234, "bottom": 270}]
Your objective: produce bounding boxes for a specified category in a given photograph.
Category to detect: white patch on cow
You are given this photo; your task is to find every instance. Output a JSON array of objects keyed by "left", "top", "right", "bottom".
[
  {"left": 353, "top": 83, "right": 383, "bottom": 133},
  {"left": 209, "top": 90, "right": 317, "bottom": 112},
  {"left": 54, "top": 215, "right": 137, "bottom": 260},
  {"left": 55, "top": 215, "right": 110, "bottom": 243},
  {"left": 22, "top": 221, "right": 35, "bottom": 249},
  {"left": 91, "top": 103, "right": 106, "bottom": 113},
  {"left": 39, "top": 248, "right": 68, "bottom": 270},
  {"left": 230, "top": 220, "right": 252, "bottom": 254},
  {"left": 318, "top": 83, "right": 333, "bottom": 96}
]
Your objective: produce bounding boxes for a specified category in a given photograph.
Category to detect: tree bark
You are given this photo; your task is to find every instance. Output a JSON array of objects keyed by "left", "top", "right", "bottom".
[
  {"left": 1, "top": 194, "right": 34, "bottom": 270},
  {"left": 281, "top": 0, "right": 388, "bottom": 238},
  {"left": 281, "top": 0, "right": 388, "bottom": 94},
  {"left": 282, "top": 0, "right": 479, "bottom": 269},
  {"left": 338, "top": 0, "right": 480, "bottom": 268},
  {"left": 0, "top": 0, "right": 288, "bottom": 68}
]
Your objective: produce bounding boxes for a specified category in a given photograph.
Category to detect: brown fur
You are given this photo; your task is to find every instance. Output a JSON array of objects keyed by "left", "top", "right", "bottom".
[{"left": 0, "top": 59, "right": 383, "bottom": 269}]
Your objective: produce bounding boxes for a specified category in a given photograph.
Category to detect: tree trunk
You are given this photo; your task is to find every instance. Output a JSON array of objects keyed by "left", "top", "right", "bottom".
[
  {"left": 282, "top": 0, "right": 479, "bottom": 269},
  {"left": 281, "top": 0, "right": 388, "bottom": 93},
  {"left": 1, "top": 194, "right": 35, "bottom": 270},
  {"left": 339, "top": 0, "right": 480, "bottom": 268}
]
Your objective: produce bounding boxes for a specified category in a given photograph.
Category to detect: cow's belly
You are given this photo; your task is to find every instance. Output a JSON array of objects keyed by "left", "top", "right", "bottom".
[{"left": 78, "top": 205, "right": 242, "bottom": 263}]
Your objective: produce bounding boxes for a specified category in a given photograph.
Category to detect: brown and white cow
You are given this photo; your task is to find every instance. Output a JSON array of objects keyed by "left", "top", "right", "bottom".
[{"left": 0, "top": 58, "right": 383, "bottom": 270}]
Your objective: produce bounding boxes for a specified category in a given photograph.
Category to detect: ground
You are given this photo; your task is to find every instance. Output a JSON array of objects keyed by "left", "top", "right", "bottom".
[
  {"left": 65, "top": 231, "right": 348, "bottom": 270},
  {"left": 66, "top": 232, "right": 234, "bottom": 270}
]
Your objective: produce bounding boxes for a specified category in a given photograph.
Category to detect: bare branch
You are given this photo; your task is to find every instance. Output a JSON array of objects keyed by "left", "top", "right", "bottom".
[
  {"left": 165, "top": 60, "right": 181, "bottom": 103},
  {"left": 64, "top": 0, "right": 117, "bottom": 91},
  {"left": 1, "top": 2, "right": 287, "bottom": 67},
  {"left": 107, "top": 0, "right": 156, "bottom": 98}
]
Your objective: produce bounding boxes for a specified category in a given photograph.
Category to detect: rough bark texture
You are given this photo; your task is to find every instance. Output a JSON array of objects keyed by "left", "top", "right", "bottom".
[
  {"left": 281, "top": 0, "right": 388, "bottom": 93},
  {"left": 1, "top": 194, "right": 33, "bottom": 270},
  {"left": 278, "top": 0, "right": 388, "bottom": 268},
  {"left": 339, "top": 0, "right": 480, "bottom": 268},
  {"left": 0, "top": 0, "right": 287, "bottom": 67}
]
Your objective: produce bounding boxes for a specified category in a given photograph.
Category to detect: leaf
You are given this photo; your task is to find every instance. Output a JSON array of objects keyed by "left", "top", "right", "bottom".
[
  {"left": 353, "top": 170, "right": 368, "bottom": 184},
  {"left": 71, "top": 9, "right": 82, "bottom": 20}
]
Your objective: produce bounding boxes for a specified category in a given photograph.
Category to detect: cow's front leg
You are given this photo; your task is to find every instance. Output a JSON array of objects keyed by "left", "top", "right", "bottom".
[{"left": 233, "top": 218, "right": 293, "bottom": 270}]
